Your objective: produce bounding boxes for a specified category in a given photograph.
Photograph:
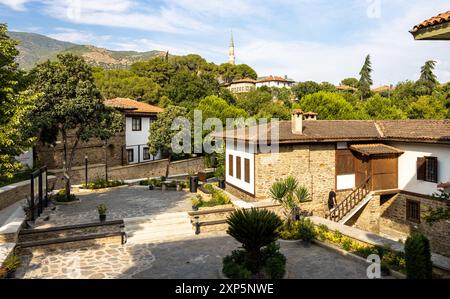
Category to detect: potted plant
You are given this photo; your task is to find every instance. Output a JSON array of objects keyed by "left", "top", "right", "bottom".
[
  {"left": 3, "top": 253, "right": 21, "bottom": 278},
  {"left": 215, "top": 165, "right": 225, "bottom": 189},
  {"left": 97, "top": 204, "right": 108, "bottom": 222}
]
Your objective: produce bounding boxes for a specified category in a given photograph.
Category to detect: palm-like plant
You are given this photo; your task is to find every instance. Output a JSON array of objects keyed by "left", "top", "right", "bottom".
[
  {"left": 227, "top": 208, "right": 283, "bottom": 273},
  {"left": 269, "top": 176, "right": 311, "bottom": 227}
]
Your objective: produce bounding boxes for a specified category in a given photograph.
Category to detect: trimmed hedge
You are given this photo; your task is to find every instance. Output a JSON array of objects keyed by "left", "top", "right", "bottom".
[{"left": 405, "top": 233, "right": 432, "bottom": 279}]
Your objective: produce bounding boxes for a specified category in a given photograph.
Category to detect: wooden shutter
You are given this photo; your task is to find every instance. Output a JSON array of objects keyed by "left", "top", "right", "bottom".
[
  {"left": 236, "top": 156, "right": 241, "bottom": 179},
  {"left": 244, "top": 158, "right": 250, "bottom": 183},
  {"left": 228, "top": 155, "right": 233, "bottom": 176},
  {"left": 336, "top": 149, "right": 354, "bottom": 175},
  {"left": 406, "top": 200, "right": 420, "bottom": 223},
  {"left": 416, "top": 157, "right": 426, "bottom": 181}
]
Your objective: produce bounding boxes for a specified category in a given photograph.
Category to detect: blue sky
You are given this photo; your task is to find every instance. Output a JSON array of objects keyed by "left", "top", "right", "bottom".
[{"left": 1, "top": 0, "right": 449, "bottom": 86}]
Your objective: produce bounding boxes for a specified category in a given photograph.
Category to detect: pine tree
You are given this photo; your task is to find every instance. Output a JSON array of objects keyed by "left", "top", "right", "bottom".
[
  {"left": 358, "top": 55, "right": 373, "bottom": 100},
  {"left": 417, "top": 60, "right": 438, "bottom": 95}
]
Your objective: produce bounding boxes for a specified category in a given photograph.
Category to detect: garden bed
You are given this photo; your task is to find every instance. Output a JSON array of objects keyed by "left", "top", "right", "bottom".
[{"left": 81, "top": 179, "right": 126, "bottom": 190}]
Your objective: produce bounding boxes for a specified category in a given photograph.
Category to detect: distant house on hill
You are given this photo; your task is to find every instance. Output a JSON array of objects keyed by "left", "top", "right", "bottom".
[
  {"left": 225, "top": 78, "right": 256, "bottom": 94},
  {"left": 410, "top": 10, "right": 450, "bottom": 40},
  {"left": 335, "top": 84, "right": 357, "bottom": 92},
  {"left": 35, "top": 98, "right": 163, "bottom": 169},
  {"left": 256, "top": 75, "right": 295, "bottom": 89}
]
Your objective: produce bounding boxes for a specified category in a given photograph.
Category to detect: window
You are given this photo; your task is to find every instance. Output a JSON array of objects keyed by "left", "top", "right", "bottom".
[
  {"left": 244, "top": 158, "right": 250, "bottom": 183},
  {"left": 417, "top": 156, "right": 438, "bottom": 183},
  {"left": 127, "top": 149, "right": 134, "bottom": 163},
  {"left": 132, "top": 117, "right": 142, "bottom": 131},
  {"left": 143, "top": 147, "right": 150, "bottom": 160},
  {"left": 406, "top": 200, "right": 420, "bottom": 223},
  {"left": 236, "top": 156, "right": 241, "bottom": 179},
  {"left": 228, "top": 155, "right": 233, "bottom": 176},
  {"left": 336, "top": 149, "right": 354, "bottom": 175}
]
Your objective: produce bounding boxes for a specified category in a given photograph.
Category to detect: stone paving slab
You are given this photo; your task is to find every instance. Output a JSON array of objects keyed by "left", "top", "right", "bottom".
[
  {"left": 35, "top": 186, "right": 193, "bottom": 228},
  {"left": 15, "top": 232, "right": 381, "bottom": 279}
]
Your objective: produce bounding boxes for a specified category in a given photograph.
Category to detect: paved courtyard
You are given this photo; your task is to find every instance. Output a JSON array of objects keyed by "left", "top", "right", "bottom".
[
  {"left": 35, "top": 186, "right": 193, "bottom": 227},
  {"left": 17, "top": 232, "right": 378, "bottom": 279}
]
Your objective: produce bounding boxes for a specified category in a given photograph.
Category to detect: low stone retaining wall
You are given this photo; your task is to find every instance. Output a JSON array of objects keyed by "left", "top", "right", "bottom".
[
  {"left": 50, "top": 157, "right": 206, "bottom": 188},
  {"left": 0, "top": 176, "right": 57, "bottom": 211}
]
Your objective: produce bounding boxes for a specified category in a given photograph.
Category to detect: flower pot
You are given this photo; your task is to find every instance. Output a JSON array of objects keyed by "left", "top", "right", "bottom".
[
  {"left": 192, "top": 205, "right": 199, "bottom": 211},
  {"left": 218, "top": 179, "right": 225, "bottom": 189},
  {"left": 148, "top": 185, "right": 154, "bottom": 190},
  {"left": 99, "top": 214, "right": 106, "bottom": 222}
]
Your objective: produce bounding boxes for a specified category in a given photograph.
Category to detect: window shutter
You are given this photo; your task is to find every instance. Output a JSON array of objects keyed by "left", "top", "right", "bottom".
[
  {"left": 228, "top": 155, "right": 233, "bottom": 177},
  {"left": 416, "top": 157, "right": 426, "bottom": 181},
  {"left": 244, "top": 158, "right": 250, "bottom": 183}
]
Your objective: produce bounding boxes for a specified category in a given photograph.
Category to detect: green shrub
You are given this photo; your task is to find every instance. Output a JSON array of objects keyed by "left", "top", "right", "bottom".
[
  {"left": 4, "top": 253, "right": 21, "bottom": 273},
  {"left": 261, "top": 242, "right": 286, "bottom": 279},
  {"left": 191, "top": 195, "right": 203, "bottom": 208},
  {"left": 83, "top": 179, "right": 124, "bottom": 190},
  {"left": 341, "top": 237, "right": 353, "bottom": 251},
  {"left": 297, "top": 218, "right": 316, "bottom": 242},
  {"left": 53, "top": 189, "right": 77, "bottom": 202},
  {"left": 193, "top": 187, "right": 231, "bottom": 208},
  {"left": 405, "top": 233, "right": 432, "bottom": 279},
  {"left": 222, "top": 250, "right": 252, "bottom": 279},
  {"left": 97, "top": 204, "right": 107, "bottom": 215},
  {"left": 226, "top": 208, "right": 283, "bottom": 274},
  {"left": 316, "top": 224, "right": 329, "bottom": 241}
]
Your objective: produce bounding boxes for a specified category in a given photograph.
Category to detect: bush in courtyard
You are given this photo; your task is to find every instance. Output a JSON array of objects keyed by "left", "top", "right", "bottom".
[
  {"left": 224, "top": 208, "right": 284, "bottom": 277},
  {"left": 83, "top": 179, "right": 124, "bottom": 190},
  {"left": 316, "top": 224, "right": 329, "bottom": 241},
  {"left": 297, "top": 218, "right": 317, "bottom": 242},
  {"left": 53, "top": 189, "right": 77, "bottom": 202},
  {"left": 405, "top": 233, "right": 432, "bottom": 279}
]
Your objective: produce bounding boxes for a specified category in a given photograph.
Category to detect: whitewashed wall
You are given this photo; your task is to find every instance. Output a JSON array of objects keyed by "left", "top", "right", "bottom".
[
  {"left": 256, "top": 81, "right": 293, "bottom": 88},
  {"left": 125, "top": 116, "right": 156, "bottom": 163},
  {"left": 389, "top": 142, "right": 450, "bottom": 196},
  {"left": 226, "top": 144, "right": 255, "bottom": 195},
  {"left": 336, "top": 174, "right": 355, "bottom": 190}
]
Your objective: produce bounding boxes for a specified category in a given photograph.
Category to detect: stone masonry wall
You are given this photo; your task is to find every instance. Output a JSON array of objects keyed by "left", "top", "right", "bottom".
[
  {"left": 35, "top": 117, "right": 126, "bottom": 169},
  {"left": 346, "top": 192, "right": 450, "bottom": 257},
  {"left": 379, "top": 193, "right": 450, "bottom": 257},
  {"left": 0, "top": 177, "right": 57, "bottom": 211},
  {"left": 51, "top": 157, "right": 206, "bottom": 188},
  {"left": 253, "top": 143, "right": 335, "bottom": 217}
]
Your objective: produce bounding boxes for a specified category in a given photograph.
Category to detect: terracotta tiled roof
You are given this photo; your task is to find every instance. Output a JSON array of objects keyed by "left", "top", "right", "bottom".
[
  {"left": 257, "top": 76, "right": 294, "bottom": 83},
  {"left": 216, "top": 119, "right": 450, "bottom": 144},
  {"left": 336, "top": 85, "right": 357, "bottom": 91},
  {"left": 372, "top": 85, "right": 394, "bottom": 92},
  {"left": 376, "top": 119, "right": 450, "bottom": 142},
  {"left": 230, "top": 78, "right": 257, "bottom": 84},
  {"left": 104, "top": 98, "right": 163, "bottom": 114},
  {"left": 350, "top": 144, "right": 403, "bottom": 156},
  {"left": 412, "top": 11, "right": 450, "bottom": 32}
]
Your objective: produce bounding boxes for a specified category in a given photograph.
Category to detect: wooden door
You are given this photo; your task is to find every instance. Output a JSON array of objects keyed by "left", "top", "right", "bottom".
[{"left": 355, "top": 155, "right": 370, "bottom": 186}]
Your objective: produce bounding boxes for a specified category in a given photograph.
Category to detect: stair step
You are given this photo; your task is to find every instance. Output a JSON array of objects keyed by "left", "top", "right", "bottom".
[
  {"left": 125, "top": 218, "right": 190, "bottom": 229},
  {"left": 124, "top": 212, "right": 189, "bottom": 224},
  {"left": 340, "top": 193, "right": 373, "bottom": 224},
  {"left": 126, "top": 231, "right": 195, "bottom": 244}
]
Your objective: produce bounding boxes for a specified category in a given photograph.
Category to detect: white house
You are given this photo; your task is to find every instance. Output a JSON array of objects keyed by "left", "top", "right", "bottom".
[
  {"left": 104, "top": 98, "right": 163, "bottom": 165},
  {"left": 256, "top": 75, "right": 295, "bottom": 89},
  {"left": 226, "top": 78, "right": 256, "bottom": 94}
]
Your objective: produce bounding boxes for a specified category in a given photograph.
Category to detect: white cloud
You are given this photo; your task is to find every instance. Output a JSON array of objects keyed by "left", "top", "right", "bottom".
[
  {"left": 47, "top": 28, "right": 111, "bottom": 44},
  {"left": 40, "top": 0, "right": 213, "bottom": 33},
  {"left": 0, "top": 0, "right": 29, "bottom": 10}
]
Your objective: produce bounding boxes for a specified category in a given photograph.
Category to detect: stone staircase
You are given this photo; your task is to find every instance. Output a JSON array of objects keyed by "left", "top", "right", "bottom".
[
  {"left": 339, "top": 193, "right": 373, "bottom": 224},
  {"left": 124, "top": 212, "right": 195, "bottom": 244},
  {"left": 16, "top": 220, "right": 126, "bottom": 253}
]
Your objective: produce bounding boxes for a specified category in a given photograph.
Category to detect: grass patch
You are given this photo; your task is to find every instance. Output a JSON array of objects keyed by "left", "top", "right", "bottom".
[{"left": 192, "top": 184, "right": 231, "bottom": 208}]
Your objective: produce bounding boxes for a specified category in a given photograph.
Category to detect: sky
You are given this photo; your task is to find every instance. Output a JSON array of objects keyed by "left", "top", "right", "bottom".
[{"left": 1, "top": 0, "right": 449, "bottom": 86}]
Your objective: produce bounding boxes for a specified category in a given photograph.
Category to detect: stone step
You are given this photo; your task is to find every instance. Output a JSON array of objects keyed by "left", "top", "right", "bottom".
[
  {"left": 18, "top": 221, "right": 124, "bottom": 243},
  {"left": 124, "top": 212, "right": 189, "bottom": 224},
  {"left": 126, "top": 230, "right": 195, "bottom": 244},
  {"left": 0, "top": 205, "right": 26, "bottom": 244},
  {"left": 125, "top": 218, "right": 192, "bottom": 231}
]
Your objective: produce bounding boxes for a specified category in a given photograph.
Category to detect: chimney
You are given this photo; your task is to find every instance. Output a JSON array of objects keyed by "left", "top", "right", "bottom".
[
  {"left": 291, "top": 109, "right": 303, "bottom": 134},
  {"left": 304, "top": 112, "right": 318, "bottom": 121}
]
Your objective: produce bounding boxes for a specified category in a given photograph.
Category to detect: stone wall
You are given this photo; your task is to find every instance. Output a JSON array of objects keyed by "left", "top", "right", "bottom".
[
  {"left": 35, "top": 118, "right": 126, "bottom": 169},
  {"left": 347, "top": 192, "right": 450, "bottom": 257},
  {"left": 0, "top": 176, "right": 57, "bottom": 211},
  {"left": 253, "top": 143, "right": 335, "bottom": 217},
  {"left": 225, "top": 183, "right": 256, "bottom": 202},
  {"left": 51, "top": 157, "right": 206, "bottom": 188}
]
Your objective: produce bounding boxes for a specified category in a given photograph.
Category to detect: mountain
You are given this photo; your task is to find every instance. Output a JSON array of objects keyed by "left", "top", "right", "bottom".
[{"left": 7, "top": 31, "right": 166, "bottom": 70}]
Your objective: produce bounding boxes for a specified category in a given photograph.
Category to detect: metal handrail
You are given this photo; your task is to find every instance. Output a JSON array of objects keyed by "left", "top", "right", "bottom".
[{"left": 327, "top": 175, "right": 372, "bottom": 222}]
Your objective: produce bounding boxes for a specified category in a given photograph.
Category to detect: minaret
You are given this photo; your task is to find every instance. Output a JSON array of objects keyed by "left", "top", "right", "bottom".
[{"left": 228, "top": 31, "right": 235, "bottom": 65}]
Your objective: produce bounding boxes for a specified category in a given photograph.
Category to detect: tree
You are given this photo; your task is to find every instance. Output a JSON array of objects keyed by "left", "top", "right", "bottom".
[
  {"left": 417, "top": 60, "right": 438, "bottom": 95},
  {"left": 319, "top": 82, "right": 337, "bottom": 92},
  {"left": 148, "top": 105, "right": 188, "bottom": 178},
  {"left": 424, "top": 188, "right": 449, "bottom": 224},
  {"left": 407, "top": 95, "right": 448, "bottom": 119},
  {"left": 340, "top": 77, "right": 359, "bottom": 88},
  {"left": 292, "top": 81, "right": 320, "bottom": 100},
  {"left": 296, "top": 91, "right": 357, "bottom": 119},
  {"left": 130, "top": 57, "right": 175, "bottom": 86},
  {"left": 195, "top": 96, "right": 247, "bottom": 123},
  {"left": 363, "top": 94, "right": 406, "bottom": 120},
  {"left": 0, "top": 24, "right": 34, "bottom": 177},
  {"left": 26, "top": 54, "right": 122, "bottom": 198},
  {"left": 358, "top": 55, "right": 373, "bottom": 100},
  {"left": 217, "top": 63, "right": 257, "bottom": 83},
  {"left": 404, "top": 233, "right": 432, "bottom": 279},
  {"left": 93, "top": 69, "right": 162, "bottom": 104},
  {"left": 235, "top": 89, "right": 272, "bottom": 116}
]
